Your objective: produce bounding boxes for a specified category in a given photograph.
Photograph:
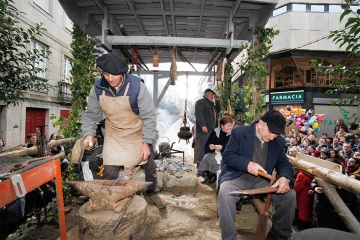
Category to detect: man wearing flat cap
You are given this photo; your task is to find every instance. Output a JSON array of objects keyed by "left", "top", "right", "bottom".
[
  {"left": 81, "top": 53, "right": 167, "bottom": 208},
  {"left": 217, "top": 110, "right": 296, "bottom": 240},
  {"left": 194, "top": 88, "right": 221, "bottom": 167}
]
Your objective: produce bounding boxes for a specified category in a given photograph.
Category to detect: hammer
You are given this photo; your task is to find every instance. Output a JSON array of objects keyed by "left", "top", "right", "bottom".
[{"left": 71, "top": 138, "right": 97, "bottom": 164}]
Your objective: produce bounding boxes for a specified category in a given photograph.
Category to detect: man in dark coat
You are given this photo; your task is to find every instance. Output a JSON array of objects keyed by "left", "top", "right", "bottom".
[
  {"left": 194, "top": 88, "right": 221, "bottom": 165},
  {"left": 217, "top": 110, "right": 296, "bottom": 240}
]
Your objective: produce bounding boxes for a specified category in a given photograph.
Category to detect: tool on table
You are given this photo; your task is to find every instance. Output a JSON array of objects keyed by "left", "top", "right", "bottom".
[{"left": 71, "top": 138, "right": 97, "bottom": 164}]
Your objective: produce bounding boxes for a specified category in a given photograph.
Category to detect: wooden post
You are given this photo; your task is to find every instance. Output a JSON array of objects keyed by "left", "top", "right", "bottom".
[
  {"left": 317, "top": 178, "right": 360, "bottom": 235},
  {"left": 288, "top": 156, "right": 360, "bottom": 196},
  {"left": 0, "top": 138, "right": 75, "bottom": 158}
]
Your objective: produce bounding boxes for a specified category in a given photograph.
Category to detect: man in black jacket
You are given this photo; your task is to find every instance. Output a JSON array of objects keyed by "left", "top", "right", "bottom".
[
  {"left": 218, "top": 110, "right": 296, "bottom": 240},
  {"left": 194, "top": 88, "right": 221, "bottom": 166}
]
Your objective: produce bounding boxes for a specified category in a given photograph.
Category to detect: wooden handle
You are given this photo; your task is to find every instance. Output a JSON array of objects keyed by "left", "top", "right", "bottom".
[{"left": 258, "top": 171, "right": 273, "bottom": 181}]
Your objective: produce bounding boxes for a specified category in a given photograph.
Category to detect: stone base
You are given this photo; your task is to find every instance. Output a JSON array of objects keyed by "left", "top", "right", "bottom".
[{"left": 78, "top": 195, "right": 147, "bottom": 240}]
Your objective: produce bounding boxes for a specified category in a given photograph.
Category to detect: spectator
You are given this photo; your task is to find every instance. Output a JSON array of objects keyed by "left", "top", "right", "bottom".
[
  {"left": 325, "top": 137, "right": 333, "bottom": 148},
  {"left": 348, "top": 122, "right": 359, "bottom": 133},
  {"left": 309, "top": 135, "right": 319, "bottom": 148},
  {"left": 294, "top": 170, "right": 314, "bottom": 230},
  {"left": 198, "top": 115, "right": 233, "bottom": 184},
  {"left": 0, "top": 137, "right": 4, "bottom": 151},
  {"left": 314, "top": 138, "right": 327, "bottom": 157},
  {"left": 339, "top": 142, "right": 354, "bottom": 165},
  {"left": 319, "top": 148, "right": 332, "bottom": 160},
  {"left": 299, "top": 138, "right": 311, "bottom": 151},
  {"left": 194, "top": 88, "right": 221, "bottom": 166},
  {"left": 331, "top": 137, "right": 342, "bottom": 152},
  {"left": 346, "top": 157, "right": 360, "bottom": 180},
  {"left": 334, "top": 118, "right": 348, "bottom": 136},
  {"left": 335, "top": 126, "right": 347, "bottom": 138},
  {"left": 321, "top": 133, "right": 328, "bottom": 139},
  {"left": 329, "top": 149, "right": 345, "bottom": 169},
  {"left": 49, "top": 133, "right": 57, "bottom": 142},
  {"left": 308, "top": 145, "right": 316, "bottom": 157},
  {"left": 288, "top": 146, "right": 299, "bottom": 158},
  {"left": 23, "top": 133, "right": 36, "bottom": 148}
]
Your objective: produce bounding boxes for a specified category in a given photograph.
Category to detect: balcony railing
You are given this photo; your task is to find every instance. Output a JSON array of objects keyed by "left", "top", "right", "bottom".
[{"left": 58, "top": 81, "right": 72, "bottom": 101}]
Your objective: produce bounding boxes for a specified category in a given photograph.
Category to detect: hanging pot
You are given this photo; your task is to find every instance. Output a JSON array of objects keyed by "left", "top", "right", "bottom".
[
  {"left": 177, "top": 122, "right": 192, "bottom": 141},
  {"left": 158, "top": 137, "right": 170, "bottom": 153}
]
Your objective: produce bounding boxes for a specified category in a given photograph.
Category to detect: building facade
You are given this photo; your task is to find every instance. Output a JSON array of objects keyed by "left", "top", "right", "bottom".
[
  {"left": 234, "top": 0, "right": 360, "bottom": 136},
  {"left": 0, "top": 0, "right": 73, "bottom": 148}
]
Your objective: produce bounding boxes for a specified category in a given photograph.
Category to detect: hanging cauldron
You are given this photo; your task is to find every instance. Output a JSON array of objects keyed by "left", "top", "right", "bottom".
[{"left": 177, "top": 122, "right": 192, "bottom": 144}]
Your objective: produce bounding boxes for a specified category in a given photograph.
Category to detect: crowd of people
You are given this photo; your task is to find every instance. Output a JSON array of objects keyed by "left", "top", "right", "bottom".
[{"left": 284, "top": 120, "right": 360, "bottom": 232}]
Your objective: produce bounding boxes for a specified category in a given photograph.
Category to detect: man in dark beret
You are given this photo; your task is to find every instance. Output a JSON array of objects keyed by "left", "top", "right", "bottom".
[
  {"left": 194, "top": 88, "right": 221, "bottom": 168},
  {"left": 81, "top": 53, "right": 167, "bottom": 208},
  {"left": 217, "top": 110, "right": 296, "bottom": 240}
]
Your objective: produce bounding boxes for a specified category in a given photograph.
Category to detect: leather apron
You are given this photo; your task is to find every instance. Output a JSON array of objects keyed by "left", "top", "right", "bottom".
[{"left": 99, "top": 83, "right": 144, "bottom": 167}]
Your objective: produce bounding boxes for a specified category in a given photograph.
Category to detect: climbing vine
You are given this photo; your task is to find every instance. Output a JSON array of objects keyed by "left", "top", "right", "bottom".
[
  {"left": 237, "top": 27, "right": 279, "bottom": 123},
  {"left": 55, "top": 24, "right": 98, "bottom": 139},
  {"left": 219, "top": 64, "right": 234, "bottom": 115}
]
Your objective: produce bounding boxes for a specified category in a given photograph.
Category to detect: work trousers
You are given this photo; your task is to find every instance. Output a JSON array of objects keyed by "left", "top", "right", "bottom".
[
  {"left": 218, "top": 176, "right": 296, "bottom": 240},
  {"left": 196, "top": 131, "right": 211, "bottom": 164},
  {"left": 103, "top": 148, "right": 157, "bottom": 195}
]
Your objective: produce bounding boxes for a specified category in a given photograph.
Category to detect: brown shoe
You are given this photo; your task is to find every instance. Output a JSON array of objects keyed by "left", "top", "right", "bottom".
[{"left": 149, "top": 194, "right": 167, "bottom": 209}]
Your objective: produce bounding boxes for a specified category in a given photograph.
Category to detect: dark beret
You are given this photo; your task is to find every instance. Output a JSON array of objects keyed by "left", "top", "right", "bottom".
[
  {"left": 260, "top": 110, "right": 286, "bottom": 135},
  {"left": 96, "top": 53, "right": 129, "bottom": 74}
]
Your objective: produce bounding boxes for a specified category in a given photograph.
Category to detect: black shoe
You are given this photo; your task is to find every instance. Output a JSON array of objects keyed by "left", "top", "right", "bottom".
[
  {"left": 266, "top": 227, "right": 289, "bottom": 240},
  {"left": 201, "top": 175, "right": 211, "bottom": 184},
  {"left": 207, "top": 173, "right": 217, "bottom": 184}
]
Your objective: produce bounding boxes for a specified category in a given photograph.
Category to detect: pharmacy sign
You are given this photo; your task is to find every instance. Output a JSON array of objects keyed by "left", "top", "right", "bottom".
[{"left": 270, "top": 90, "right": 304, "bottom": 103}]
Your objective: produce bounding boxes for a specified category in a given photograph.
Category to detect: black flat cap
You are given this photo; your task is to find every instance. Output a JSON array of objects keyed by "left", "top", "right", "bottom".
[
  {"left": 260, "top": 110, "right": 286, "bottom": 135},
  {"left": 204, "top": 88, "right": 216, "bottom": 94},
  {"left": 96, "top": 53, "right": 129, "bottom": 74}
]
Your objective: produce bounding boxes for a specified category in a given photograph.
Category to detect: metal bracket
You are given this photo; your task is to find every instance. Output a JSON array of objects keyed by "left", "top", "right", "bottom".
[{"left": 10, "top": 174, "right": 27, "bottom": 197}]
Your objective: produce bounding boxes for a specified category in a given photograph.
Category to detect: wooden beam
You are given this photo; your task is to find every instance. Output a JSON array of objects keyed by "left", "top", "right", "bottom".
[{"left": 317, "top": 178, "right": 360, "bottom": 234}]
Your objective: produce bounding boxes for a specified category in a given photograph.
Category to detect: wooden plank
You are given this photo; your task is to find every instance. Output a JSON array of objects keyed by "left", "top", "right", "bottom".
[{"left": 296, "top": 152, "right": 342, "bottom": 173}]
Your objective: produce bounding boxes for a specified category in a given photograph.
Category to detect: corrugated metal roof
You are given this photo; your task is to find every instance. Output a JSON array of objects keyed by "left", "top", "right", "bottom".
[{"left": 59, "top": 0, "right": 277, "bottom": 71}]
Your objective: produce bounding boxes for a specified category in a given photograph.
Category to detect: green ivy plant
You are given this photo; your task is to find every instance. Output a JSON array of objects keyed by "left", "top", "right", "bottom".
[
  {"left": 56, "top": 24, "right": 98, "bottom": 139},
  {"left": 0, "top": 0, "right": 52, "bottom": 106},
  {"left": 219, "top": 64, "right": 234, "bottom": 115},
  {"left": 237, "top": 27, "right": 279, "bottom": 123}
]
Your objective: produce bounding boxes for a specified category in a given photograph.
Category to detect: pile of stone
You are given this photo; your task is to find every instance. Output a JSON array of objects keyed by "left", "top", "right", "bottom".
[{"left": 155, "top": 156, "right": 193, "bottom": 175}]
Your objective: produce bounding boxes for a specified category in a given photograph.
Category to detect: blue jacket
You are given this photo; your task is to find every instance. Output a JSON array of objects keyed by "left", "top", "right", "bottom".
[{"left": 219, "top": 121, "right": 294, "bottom": 187}]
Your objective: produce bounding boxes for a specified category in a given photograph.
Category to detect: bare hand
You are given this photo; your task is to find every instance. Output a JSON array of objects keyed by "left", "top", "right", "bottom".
[
  {"left": 140, "top": 143, "right": 151, "bottom": 161},
  {"left": 214, "top": 94, "right": 220, "bottom": 101},
  {"left": 201, "top": 126, "right": 208, "bottom": 134},
  {"left": 271, "top": 176, "right": 290, "bottom": 194},
  {"left": 247, "top": 162, "right": 267, "bottom": 176},
  {"left": 84, "top": 135, "right": 94, "bottom": 150}
]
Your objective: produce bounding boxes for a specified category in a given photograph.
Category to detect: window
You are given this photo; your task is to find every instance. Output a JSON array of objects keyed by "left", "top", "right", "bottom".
[
  {"left": 31, "top": 41, "right": 47, "bottom": 79},
  {"left": 291, "top": 4, "right": 307, "bottom": 12},
  {"left": 62, "top": 56, "right": 72, "bottom": 83},
  {"left": 64, "top": 14, "right": 73, "bottom": 32},
  {"left": 311, "top": 5, "right": 325, "bottom": 12},
  {"left": 273, "top": 6, "right": 287, "bottom": 17},
  {"left": 329, "top": 5, "right": 344, "bottom": 13},
  {"left": 33, "top": 0, "right": 51, "bottom": 13}
]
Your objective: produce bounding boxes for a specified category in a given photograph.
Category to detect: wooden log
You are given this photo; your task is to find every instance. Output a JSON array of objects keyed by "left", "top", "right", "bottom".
[
  {"left": 0, "top": 138, "right": 75, "bottom": 158},
  {"left": 170, "top": 46, "right": 177, "bottom": 84},
  {"left": 288, "top": 155, "right": 360, "bottom": 196},
  {"left": 317, "top": 178, "right": 360, "bottom": 234},
  {"left": 78, "top": 195, "right": 147, "bottom": 239}
]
